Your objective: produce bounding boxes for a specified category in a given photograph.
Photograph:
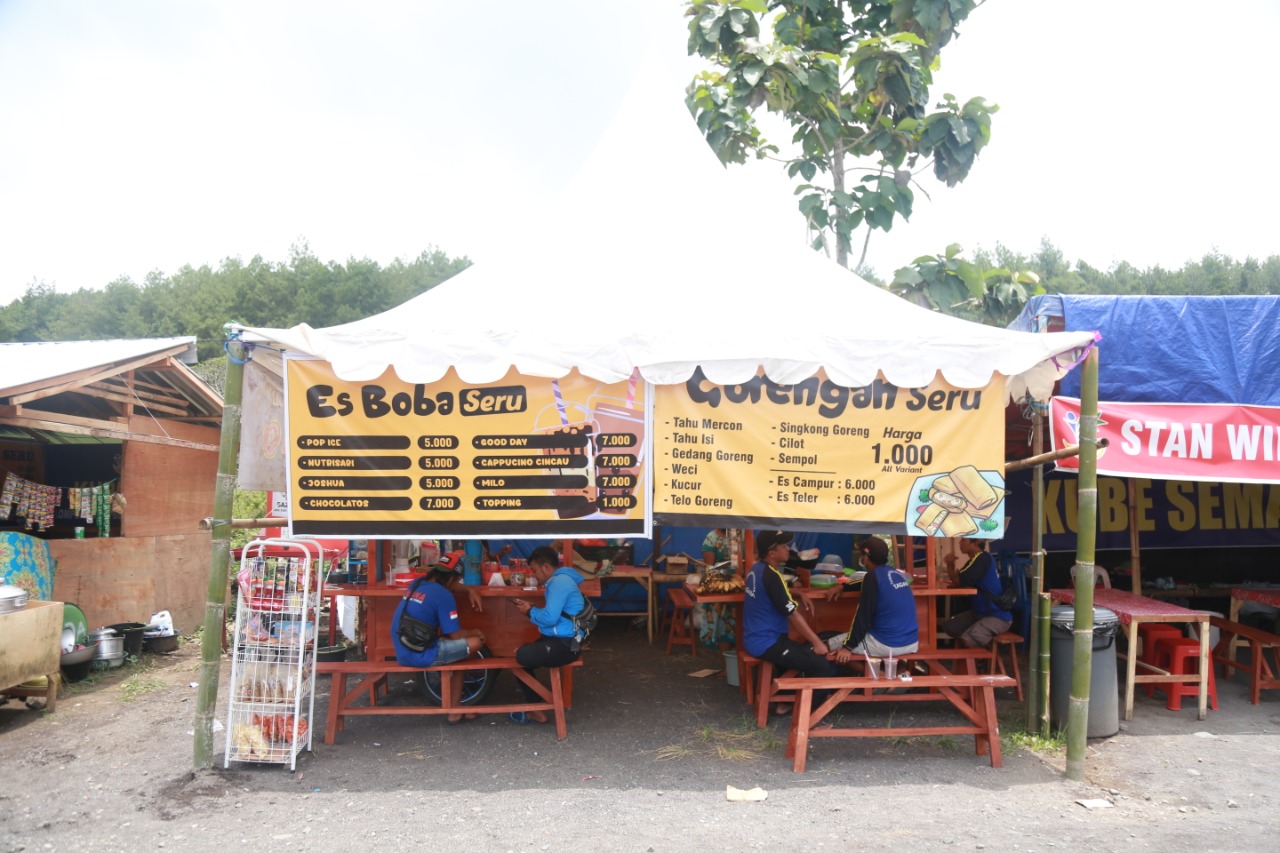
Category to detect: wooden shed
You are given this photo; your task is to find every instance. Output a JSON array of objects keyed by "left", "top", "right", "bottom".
[{"left": 0, "top": 338, "right": 222, "bottom": 633}]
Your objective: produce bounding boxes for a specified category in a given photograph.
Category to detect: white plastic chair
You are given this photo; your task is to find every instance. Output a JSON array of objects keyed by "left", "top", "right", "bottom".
[{"left": 1070, "top": 565, "right": 1111, "bottom": 589}]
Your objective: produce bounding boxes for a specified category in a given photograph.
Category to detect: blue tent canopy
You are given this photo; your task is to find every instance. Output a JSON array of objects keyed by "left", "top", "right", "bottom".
[{"left": 1009, "top": 294, "right": 1280, "bottom": 406}]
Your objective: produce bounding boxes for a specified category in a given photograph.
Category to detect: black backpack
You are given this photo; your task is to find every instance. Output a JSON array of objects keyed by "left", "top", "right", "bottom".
[{"left": 563, "top": 598, "right": 597, "bottom": 653}]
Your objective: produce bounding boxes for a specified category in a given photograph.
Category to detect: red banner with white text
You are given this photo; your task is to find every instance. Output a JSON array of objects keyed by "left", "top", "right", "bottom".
[{"left": 1049, "top": 397, "right": 1280, "bottom": 484}]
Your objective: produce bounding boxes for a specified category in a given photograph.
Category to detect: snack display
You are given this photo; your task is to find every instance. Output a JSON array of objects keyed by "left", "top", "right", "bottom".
[
  {"left": 224, "top": 539, "right": 322, "bottom": 769},
  {"left": 910, "top": 466, "right": 1006, "bottom": 537}
]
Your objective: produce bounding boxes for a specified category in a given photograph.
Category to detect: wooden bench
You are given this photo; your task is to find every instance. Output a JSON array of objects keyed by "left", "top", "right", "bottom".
[
  {"left": 748, "top": 647, "right": 996, "bottom": 728},
  {"left": 318, "top": 656, "right": 583, "bottom": 743},
  {"left": 1210, "top": 616, "right": 1280, "bottom": 704},
  {"left": 775, "top": 671, "right": 1014, "bottom": 772}
]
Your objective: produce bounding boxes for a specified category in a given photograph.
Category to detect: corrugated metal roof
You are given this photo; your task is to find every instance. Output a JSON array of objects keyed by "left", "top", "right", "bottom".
[{"left": 0, "top": 338, "right": 198, "bottom": 394}]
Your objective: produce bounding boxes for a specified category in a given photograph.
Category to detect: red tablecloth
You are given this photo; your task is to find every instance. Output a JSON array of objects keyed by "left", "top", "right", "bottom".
[{"left": 1050, "top": 588, "right": 1205, "bottom": 626}]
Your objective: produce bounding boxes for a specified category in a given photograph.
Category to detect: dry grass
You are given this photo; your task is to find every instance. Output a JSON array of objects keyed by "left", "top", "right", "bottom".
[{"left": 651, "top": 715, "right": 780, "bottom": 762}]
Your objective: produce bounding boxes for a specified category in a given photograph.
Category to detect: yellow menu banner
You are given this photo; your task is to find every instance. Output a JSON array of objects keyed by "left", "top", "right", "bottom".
[
  {"left": 652, "top": 368, "right": 1008, "bottom": 537},
  {"left": 285, "top": 360, "right": 650, "bottom": 538}
]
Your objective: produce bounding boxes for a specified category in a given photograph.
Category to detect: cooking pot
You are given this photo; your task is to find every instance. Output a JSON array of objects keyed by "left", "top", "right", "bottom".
[
  {"left": 0, "top": 583, "right": 30, "bottom": 613},
  {"left": 89, "top": 628, "right": 125, "bottom": 661}
]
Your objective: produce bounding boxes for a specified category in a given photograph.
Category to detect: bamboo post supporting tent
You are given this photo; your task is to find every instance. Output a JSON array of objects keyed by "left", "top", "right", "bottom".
[{"left": 1066, "top": 349, "right": 1100, "bottom": 782}]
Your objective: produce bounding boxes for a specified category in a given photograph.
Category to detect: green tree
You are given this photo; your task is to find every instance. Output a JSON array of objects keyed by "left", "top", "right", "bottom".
[
  {"left": 685, "top": 0, "right": 996, "bottom": 269},
  {"left": 890, "top": 242, "right": 1042, "bottom": 326}
]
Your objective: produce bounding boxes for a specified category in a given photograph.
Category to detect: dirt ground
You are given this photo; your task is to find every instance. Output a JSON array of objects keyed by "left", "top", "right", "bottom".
[{"left": 2, "top": 619, "right": 1278, "bottom": 853}]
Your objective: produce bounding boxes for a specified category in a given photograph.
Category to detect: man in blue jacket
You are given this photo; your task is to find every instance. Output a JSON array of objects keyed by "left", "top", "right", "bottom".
[
  {"left": 941, "top": 538, "right": 1011, "bottom": 648},
  {"left": 511, "top": 545, "right": 587, "bottom": 724}
]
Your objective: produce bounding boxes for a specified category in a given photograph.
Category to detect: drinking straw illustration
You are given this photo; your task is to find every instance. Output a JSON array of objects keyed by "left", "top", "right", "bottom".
[{"left": 551, "top": 378, "right": 568, "bottom": 426}]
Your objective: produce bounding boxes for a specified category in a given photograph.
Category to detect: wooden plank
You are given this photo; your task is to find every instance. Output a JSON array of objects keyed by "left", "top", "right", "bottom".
[
  {"left": 2, "top": 343, "right": 192, "bottom": 404},
  {"left": 0, "top": 413, "right": 217, "bottom": 451}
]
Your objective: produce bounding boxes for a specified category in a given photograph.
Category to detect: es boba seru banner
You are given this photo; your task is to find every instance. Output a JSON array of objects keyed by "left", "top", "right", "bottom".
[
  {"left": 284, "top": 359, "right": 651, "bottom": 538},
  {"left": 652, "top": 368, "right": 1007, "bottom": 537}
]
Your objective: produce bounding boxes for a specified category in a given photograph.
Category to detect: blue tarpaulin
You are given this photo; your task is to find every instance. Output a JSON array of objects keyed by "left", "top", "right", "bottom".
[{"left": 1009, "top": 294, "right": 1280, "bottom": 406}]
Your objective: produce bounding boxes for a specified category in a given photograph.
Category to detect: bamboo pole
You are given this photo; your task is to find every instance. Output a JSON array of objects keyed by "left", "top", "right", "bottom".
[
  {"left": 1037, "top": 592, "right": 1051, "bottom": 736},
  {"left": 193, "top": 338, "right": 246, "bottom": 770},
  {"left": 1004, "top": 439, "right": 1107, "bottom": 473},
  {"left": 1027, "top": 410, "right": 1045, "bottom": 731},
  {"left": 1066, "top": 348, "right": 1100, "bottom": 781},
  {"left": 1127, "top": 478, "right": 1142, "bottom": 594}
]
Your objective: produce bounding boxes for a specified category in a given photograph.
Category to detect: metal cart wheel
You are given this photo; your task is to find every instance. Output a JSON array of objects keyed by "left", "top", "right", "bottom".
[{"left": 421, "top": 645, "right": 498, "bottom": 706}]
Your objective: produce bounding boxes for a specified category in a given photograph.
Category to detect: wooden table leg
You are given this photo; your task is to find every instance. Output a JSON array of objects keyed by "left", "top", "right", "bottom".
[
  {"left": 791, "top": 687, "right": 813, "bottom": 773},
  {"left": 1197, "top": 618, "right": 1209, "bottom": 720},
  {"left": 1123, "top": 620, "right": 1139, "bottom": 721}
]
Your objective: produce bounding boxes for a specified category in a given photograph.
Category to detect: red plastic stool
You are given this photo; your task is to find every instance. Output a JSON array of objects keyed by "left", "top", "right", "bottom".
[
  {"left": 1139, "top": 626, "right": 1185, "bottom": 696},
  {"left": 1157, "top": 638, "right": 1218, "bottom": 712},
  {"left": 1139, "top": 624, "right": 1183, "bottom": 664}
]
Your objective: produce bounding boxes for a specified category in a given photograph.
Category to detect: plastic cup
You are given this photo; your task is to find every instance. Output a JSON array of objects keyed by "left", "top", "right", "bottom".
[
  {"left": 884, "top": 657, "right": 897, "bottom": 679},
  {"left": 863, "top": 655, "right": 880, "bottom": 680}
]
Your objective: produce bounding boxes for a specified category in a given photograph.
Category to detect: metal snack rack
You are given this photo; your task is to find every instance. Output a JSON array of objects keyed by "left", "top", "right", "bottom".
[{"left": 224, "top": 538, "right": 323, "bottom": 769}]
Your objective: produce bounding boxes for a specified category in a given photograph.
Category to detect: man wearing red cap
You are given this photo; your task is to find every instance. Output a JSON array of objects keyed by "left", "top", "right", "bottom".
[{"left": 390, "top": 551, "right": 486, "bottom": 722}]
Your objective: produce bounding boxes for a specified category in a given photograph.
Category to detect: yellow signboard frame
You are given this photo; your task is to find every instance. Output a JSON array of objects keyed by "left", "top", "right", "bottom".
[
  {"left": 284, "top": 360, "right": 651, "bottom": 538},
  {"left": 652, "top": 368, "right": 1007, "bottom": 537}
]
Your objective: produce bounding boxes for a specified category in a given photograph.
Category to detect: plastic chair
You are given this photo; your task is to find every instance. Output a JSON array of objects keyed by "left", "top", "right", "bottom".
[
  {"left": 1069, "top": 565, "right": 1112, "bottom": 589},
  {"left": 996, "top": 552, "right": 1032, "bottom": 646}
]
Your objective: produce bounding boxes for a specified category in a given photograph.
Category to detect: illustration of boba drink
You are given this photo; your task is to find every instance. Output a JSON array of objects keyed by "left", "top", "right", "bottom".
[
  {"left": 589, "top": 396, "right": 644, "bottom": 515},
  {"left": 532, "top": 402, "right": 597, "bottom": 519}
]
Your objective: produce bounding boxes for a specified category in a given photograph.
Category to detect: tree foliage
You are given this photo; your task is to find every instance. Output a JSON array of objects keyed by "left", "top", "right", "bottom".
[
  {"left": 889, "top": 242, "right": 1043, "bottom": 327},
  {"left": 869, "top": 237, "right": 1280, "bottom": 326},
  {"left": 0, "top": 243, "right": 470, "bottom": 360},
  {"left": 685, "top": 0, "right": 996, "bottom": 268}
]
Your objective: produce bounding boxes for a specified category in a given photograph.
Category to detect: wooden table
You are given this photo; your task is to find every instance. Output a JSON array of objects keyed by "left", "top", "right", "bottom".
[
  {"left": 595, "top": 566, "right": 654, "bottom": 643},
  {"left": 1050, "top": 588, "right": 1210, "bottom": 721},
  {"left": 1227, "top": 587, "right": 1280, "bottom": 663}
]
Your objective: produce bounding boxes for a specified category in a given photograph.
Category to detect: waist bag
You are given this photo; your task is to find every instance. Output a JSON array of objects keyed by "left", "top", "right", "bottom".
[
  {"left": 397, "top": 577, "right": 440, "bottom": 652},
  {"left": 398, "top": 613, "right": 439, "bottom": 653},
  {"left": 563, "top": 598, "right": 597, "bottom": 654}
]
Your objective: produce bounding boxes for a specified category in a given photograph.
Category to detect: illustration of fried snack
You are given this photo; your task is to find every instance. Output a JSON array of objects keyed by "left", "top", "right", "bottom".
[
  {"left": 949, "top": 464, "right": 1000, "bottom": 512},
  {"left": 940, "top": 511, "right": 979, "bottom": 537},
  {"left": 928, "top": 475, "right": 968, "bottom": 511},
  {"left": 915, "top": 502, "right": 949, "bottom": 536},
  {"left": 965, "top": 499, "right": 998, "bottom": 520}
]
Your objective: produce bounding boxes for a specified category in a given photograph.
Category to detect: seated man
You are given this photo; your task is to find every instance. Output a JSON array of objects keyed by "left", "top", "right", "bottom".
[
  {"left": 941, "top": 538, "right": 1011, "bottom": 648},
  {"left": 390, "top": 552, "right": 487, "bottom": 723},
  {"left": 826, "top": 537, "right": 919, "bottom": 666},
  {"left": 743, "top": 530, "right": 839, "bottom": 713},
  {"left": 510, "top": 545, "right": 588, "bottom": 724}
]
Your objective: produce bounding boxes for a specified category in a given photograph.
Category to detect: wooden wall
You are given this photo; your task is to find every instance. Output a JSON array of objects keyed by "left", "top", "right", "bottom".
[
  {"left": 49, "top": 532, "right": 212, "bottom": 631},
  {"left": 48, "top": 419, "right": 222, "bottom": 632},
  {"left": 122, "top": 417, "right": 220, "bottom": 538}
]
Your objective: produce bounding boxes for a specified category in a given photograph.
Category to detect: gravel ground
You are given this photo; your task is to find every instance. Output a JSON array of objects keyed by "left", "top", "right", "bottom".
[{"left": 2, "top": 619, "right": 1278, "bottom": 853}]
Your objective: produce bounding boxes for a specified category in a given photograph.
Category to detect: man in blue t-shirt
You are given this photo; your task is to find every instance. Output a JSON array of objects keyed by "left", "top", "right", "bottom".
[
  {"left": 391, "top": 552, "right": 487, "bottom": 722},
  {"left": 941, "top": 538, "right": 1012, "bottom": 648},
  {"left": 826, "top": 536, "right": 919, "bottom": 664},
  {"left": 743, "top": 530, "right": 839, "bottom": 713}
]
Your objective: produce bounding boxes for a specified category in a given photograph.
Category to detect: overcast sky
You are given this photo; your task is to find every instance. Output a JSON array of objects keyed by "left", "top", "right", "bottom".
[{"left": 2, "top": 0, "right": 1276, "bottom": 309}]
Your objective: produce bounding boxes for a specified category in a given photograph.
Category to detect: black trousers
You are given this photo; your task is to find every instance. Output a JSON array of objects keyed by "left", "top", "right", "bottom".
[
  {"left": 514, "top": 635, "right": 579, "bottom": 702},
  {"left": 760, "top": 635, "right": 840, "bottom": 707}
]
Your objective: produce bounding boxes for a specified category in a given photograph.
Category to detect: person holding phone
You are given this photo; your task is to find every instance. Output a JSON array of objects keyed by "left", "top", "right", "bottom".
[{"left": 509, "top": 545, "right": 588, "bottom": 724}]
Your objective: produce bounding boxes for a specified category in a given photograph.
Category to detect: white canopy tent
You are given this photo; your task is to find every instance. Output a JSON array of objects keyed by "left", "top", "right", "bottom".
[{"left": 232, "top": 33, "right": 1095, "bottom": 396}]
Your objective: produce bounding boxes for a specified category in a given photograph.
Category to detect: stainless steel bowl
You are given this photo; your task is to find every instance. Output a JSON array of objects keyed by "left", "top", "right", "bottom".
[
  {"left": 0, "top": 583, "right": 30, "bottom": 613},
  {"left": 61, "top": 643, "right": 99, "bottom": 666}
]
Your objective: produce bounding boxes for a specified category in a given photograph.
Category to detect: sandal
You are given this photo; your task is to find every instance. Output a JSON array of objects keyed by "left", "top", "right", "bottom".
[
  {"left": 773, "top": 703, "right": 793, "bottom": 717},
  {"left": 508, "top": 711, "right": 531, "bottom": 725}
]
